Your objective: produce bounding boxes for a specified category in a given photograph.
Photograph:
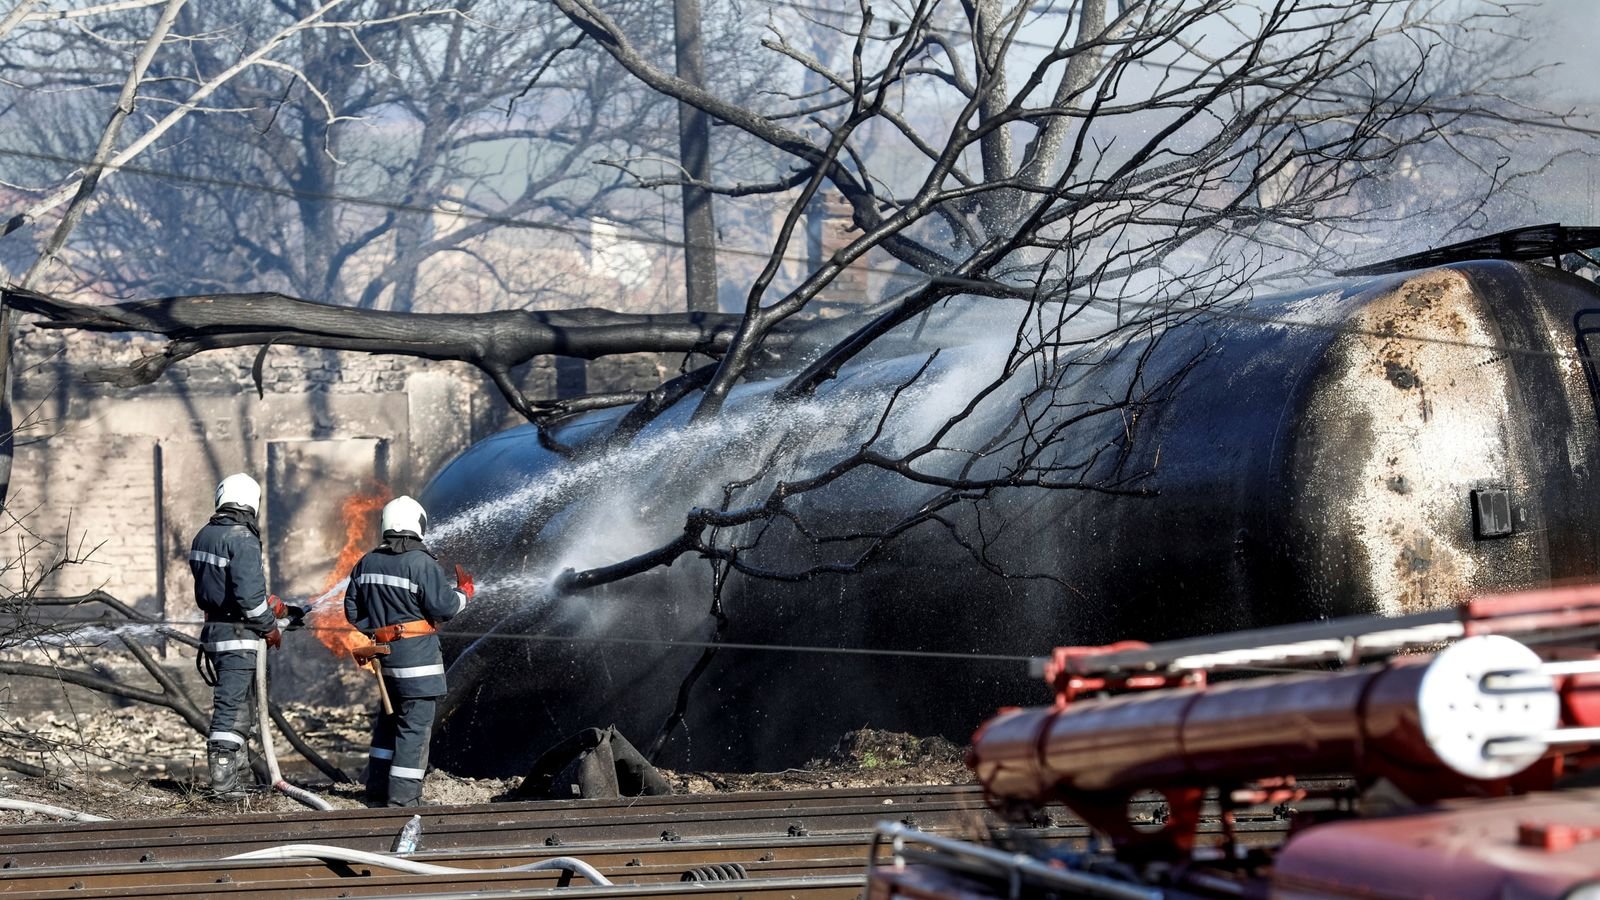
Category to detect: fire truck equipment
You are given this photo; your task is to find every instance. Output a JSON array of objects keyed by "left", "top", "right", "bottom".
[
  {"left": 870, "top": 585, "right": 1600, "bottom": 897},
  {"left": 975, "top": 635, "right": 1560, "bottom": 820},
  {"left": 972, "top": 586, "right": 1600, "bottom": 857}
]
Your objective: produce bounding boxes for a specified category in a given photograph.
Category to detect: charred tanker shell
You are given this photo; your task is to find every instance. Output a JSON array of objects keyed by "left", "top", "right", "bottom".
[
  {"left": 1072, "top": 260, "right": 1600, "bottom": 639},
  {"left": 420, "top": 261, "right": 1600, "bottom": 776}
]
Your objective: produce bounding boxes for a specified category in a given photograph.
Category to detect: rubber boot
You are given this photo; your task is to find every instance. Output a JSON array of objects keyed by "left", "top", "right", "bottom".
[
  {"left": 388, "top": 776, "right": 424, "bottom": 807},
  {"left": 365, "top": 756, "right": 391, "bottom": 807},
  {"left": 207, "top": 746, "right": 246, "bottom": 800}
]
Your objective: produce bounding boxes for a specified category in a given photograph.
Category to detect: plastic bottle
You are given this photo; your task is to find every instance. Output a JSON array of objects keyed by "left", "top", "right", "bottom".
[{"left": 391, "top": 814, "right": 423, "bottom": 854}]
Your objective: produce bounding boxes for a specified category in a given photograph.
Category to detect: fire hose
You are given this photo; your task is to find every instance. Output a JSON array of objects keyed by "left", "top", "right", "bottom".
[
  {"left": 254, "top": 648, "right": 333, "bottom": 811},
  {"left": 0, "top": 799, "right": 110, "bottom": 822},
  {"left": 224, "top": 843, "right": 613, "bottom": 885}
]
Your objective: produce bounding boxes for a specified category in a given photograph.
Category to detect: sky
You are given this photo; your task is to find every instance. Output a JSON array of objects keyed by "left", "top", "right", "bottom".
[
  {"left": 1498, "top": 3, "right": 1600, "bottom": 226},
  {"left": 1531, "top": 2, "right": 1600, "bottom": 102}
]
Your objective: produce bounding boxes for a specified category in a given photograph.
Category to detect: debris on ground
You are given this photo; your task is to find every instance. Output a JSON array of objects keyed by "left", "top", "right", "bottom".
[
  {"left": 664, "top": 729, "right": 970, "bottom": 793},
  {"left": 0, "top": 698, "right": 973, "bottom": 823},
  {"left": 513, "top": 725, "right": 671, "bottom": 801},
  {"left": 1, "top": 701, "right": 371, "bottom": 781}
]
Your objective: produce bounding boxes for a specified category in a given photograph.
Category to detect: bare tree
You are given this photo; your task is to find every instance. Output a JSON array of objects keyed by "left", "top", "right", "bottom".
[
  {"left": 0, "top": 0, "right": 793, "bottom": 462},
  {"left": 29, "top": 0, "right": 687, "bottom": 313},
  {"left": 0, "top": 0, "right": 382, "bottom": 509},
  {"left": 13, "top": 0, "right": 1574, "bottom": 544}
]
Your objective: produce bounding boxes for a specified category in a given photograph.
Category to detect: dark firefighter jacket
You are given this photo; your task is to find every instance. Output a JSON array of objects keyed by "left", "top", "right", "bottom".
[
  {"left": 343, "top": 535, "right": 466, "bottom": 699},
  {"left": 190, "top": 505, "right": 276, "bottom": 666}
]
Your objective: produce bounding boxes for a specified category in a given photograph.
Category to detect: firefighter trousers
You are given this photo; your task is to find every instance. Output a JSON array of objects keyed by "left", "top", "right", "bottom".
[
  {"left": 207, "top": 649, "right": 257, "bottom": 753},
  {"left": 367, "top": 697, "right": 435, "bottom": 807}
]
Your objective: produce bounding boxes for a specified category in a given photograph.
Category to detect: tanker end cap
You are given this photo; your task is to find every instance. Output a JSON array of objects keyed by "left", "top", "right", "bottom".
[{"left": 1417, "top": 635, "right": 1560, "bottom": 781}]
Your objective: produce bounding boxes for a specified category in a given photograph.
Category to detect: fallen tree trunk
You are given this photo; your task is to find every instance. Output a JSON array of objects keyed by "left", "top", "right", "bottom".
[{"left": 2, "top": 287, "right": 784, "bottom": 420}]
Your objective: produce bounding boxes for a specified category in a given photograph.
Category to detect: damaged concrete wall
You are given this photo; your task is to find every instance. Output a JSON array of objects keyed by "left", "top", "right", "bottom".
[{"left": 4, "top": 323, "right": 670, "bottom": 704}]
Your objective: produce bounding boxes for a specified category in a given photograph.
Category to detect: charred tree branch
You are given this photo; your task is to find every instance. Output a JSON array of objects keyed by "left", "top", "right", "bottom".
[
  {"left": 3, "top": 288, "right": 792, "bottom": 422},
  {"left": 119, "top": 632, "right": 208, "bottom": 734},
  {"left": 0, "top": 660, "right": 172, "bottom": 708},
  {"left": 0, "top": 756, "right": 47, "bottom": 777},
  {"left": 268, "top": 704, "right": 353, "bottom": 784}
]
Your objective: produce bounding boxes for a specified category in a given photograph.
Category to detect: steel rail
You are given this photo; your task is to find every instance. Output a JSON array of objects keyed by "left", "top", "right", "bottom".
[
  {"left": 0, "top": 825, "right": 1143, "bottom": 891},
  {"left": 0, "top": 819, "right": 1296, "bottom": 899},
  {"left": 373, "top": 875, "right": 870, "bottom": 899},
  {"left": 0, "top": 831, "right": 910, "bottom": 889},
  {"left": 0, "top": 782, "right": 981, "bottom": 842},
  {"left": 1, "top": 874, "right": 873, "bottom": 900},
  {"left": 0, "top": 786, "right": 1318, "bottom": 871},
  {"left": 0, "top": 855, "right": 876, "bottom": 898},
  {"left": 0, "top": 790, "right": 1001, "bottom": 868}
]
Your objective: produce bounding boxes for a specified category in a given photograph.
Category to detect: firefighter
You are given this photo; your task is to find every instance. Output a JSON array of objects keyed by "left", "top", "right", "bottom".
[
  {"left": 189, "top": 473, "right": 297, "bottom": 800},
  {"left": 343, "top": 495, "right": 473, "bottom": 807}
]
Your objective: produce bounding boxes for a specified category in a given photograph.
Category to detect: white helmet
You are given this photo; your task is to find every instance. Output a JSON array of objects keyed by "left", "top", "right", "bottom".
[
  {"left": 381, "top": 495, "right": 427, "bottom": 537},
  {"left": 215, "top": 473, "right": 261, "bottom": 514}
]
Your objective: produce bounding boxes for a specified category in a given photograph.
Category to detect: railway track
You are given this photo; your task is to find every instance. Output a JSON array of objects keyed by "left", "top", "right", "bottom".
[
  {"left": 0, "top": 783, "right": 1300, "bottom": 898},
  {"left": 0, "top": 833, "right": 899, "bottom": 888},
  {"left": 0, "top": 784, "right": 996, "bottom": 868},
  {"left": 0, "top": 854, "right": 876, "bottom": 897}
]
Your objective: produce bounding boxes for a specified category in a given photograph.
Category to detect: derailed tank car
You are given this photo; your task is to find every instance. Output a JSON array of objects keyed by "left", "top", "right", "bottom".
[{"left": 422, "top": 254, "right": 1600, "bottom": 776}]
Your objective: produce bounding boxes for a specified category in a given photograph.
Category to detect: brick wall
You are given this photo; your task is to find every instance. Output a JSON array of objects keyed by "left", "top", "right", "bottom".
[
  {"left": 4, "top": 323, "right": 669, "bottom": 630},
  {"left": 6, "top": 435, "right": 159, "bottom": 607}
]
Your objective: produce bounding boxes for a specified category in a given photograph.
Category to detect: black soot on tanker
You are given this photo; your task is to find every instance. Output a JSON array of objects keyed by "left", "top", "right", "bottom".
[{"left": 418, "top": 260, "right": 1600, "bottom": 776}]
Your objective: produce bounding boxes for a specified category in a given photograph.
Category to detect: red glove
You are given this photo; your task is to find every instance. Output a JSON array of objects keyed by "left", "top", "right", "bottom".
[
  {"left": 268, "top": 594, "right": 288, "bottom": 619},
  {"left": 265, "top": 627, "right": 282, "bottom": 650},
  {"left": 455, "top": 565, "right": 475, "bottom": 601}
]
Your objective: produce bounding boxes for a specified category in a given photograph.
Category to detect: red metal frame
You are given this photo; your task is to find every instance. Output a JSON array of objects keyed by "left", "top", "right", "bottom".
[{"left": 969, "top": 587, "right": 1600, "bottom": 865}]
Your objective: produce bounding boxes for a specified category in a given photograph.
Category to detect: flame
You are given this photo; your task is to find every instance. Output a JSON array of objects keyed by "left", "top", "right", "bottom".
[{"left": 308, "top": 483, "right": 392, "bottom": 659}]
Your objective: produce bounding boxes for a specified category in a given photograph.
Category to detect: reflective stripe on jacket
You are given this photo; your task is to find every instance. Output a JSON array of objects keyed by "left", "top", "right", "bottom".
[
  {"left": 200, "top": 621, "right": 263, "bottom": 671},
  {"left": 343, "top": 539, "right": 465, "bottom": 699},
  {"left": 190, "top": 507, "right": 275, "bottom": 636}
]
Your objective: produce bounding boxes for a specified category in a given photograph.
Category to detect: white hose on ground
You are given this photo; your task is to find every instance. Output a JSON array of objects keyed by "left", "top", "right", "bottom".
[
  {"left": 0, "top": 798, "right": 111, "bottom": 822},
  {"left": 254, "top": 647, "right": 333, "bottom": 811},
  {"left": 225, "top": 843, "right": 613, "bottom": 886}
]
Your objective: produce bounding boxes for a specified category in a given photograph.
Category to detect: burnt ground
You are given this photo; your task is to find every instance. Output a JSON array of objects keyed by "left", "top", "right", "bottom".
[{"left": 0, "top": 703, "right": 972, "bottom": 823}]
